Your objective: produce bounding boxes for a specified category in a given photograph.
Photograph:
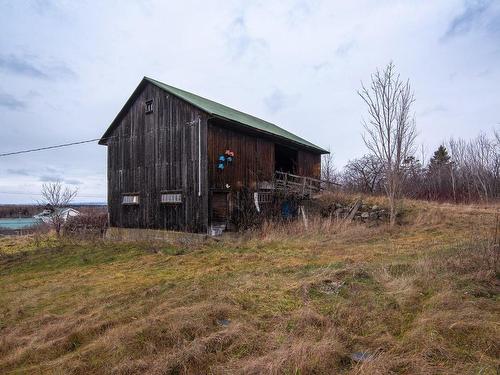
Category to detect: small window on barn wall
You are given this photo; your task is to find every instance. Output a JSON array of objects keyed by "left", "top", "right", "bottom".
[
  {"left": 145, "top": 99, "right": 153, "bottom": 114},
  {"left": 122, "top": 194, "right": 139, "bottom": 205},
  {"left": 161, "top": 191, "right": 182, "bottom": 204}
]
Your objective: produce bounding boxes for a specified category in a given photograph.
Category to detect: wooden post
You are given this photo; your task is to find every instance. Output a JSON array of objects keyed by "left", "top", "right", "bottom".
[{"left": 300, "top": 205, "right": 308, "bottom": 229}]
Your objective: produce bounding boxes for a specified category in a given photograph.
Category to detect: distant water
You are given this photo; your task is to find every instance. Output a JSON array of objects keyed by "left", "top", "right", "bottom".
[{"left": 0, "top": 218, "right": 41, "bottom": 230}]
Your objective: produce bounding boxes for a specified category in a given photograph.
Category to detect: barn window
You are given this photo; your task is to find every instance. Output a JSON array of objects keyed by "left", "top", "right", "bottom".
[
  {"left": 122, "top": 194, "right": 139, "bottom": 205},
  {"left": 145, "top": 100, "right": 153, "bottom": 114},
  {"left": 161, "top": 191, "right": 182, "bottom": 204}
]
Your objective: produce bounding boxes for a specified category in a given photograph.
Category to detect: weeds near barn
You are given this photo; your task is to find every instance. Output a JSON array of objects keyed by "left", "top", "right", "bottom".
[{"left": 0, "top": 200, "right": 499, "bottom": 374}]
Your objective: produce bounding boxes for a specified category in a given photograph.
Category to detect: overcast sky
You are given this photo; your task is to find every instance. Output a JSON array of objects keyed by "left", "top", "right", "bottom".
[{"left": 0, "top": 0, "right": 499, "bottom": 203}]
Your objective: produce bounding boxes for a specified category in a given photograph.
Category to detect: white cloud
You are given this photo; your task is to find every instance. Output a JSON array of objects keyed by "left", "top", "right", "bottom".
[{"left": 0, "top": 0, "right": 498, "bottom": 202}]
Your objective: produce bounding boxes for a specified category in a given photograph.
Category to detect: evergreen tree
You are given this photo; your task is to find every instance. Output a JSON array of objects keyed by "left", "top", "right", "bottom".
[
  {"left": 427, "top": 145, "right": 452, "bottom": 199},
  {"left": 429, "top": 145, "right": 451, "bottom": 170}
]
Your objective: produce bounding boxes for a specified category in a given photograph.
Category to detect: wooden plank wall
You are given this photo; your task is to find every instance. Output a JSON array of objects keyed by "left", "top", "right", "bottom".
[
  {"left": 207, "top": 122, "right": 275, "bottom": 190},
  {"left": 208, "top": 122, "right": 322, "bottom": 189},
  {"left": 106, "top": 82, "right": 209, "bottom": 232},
  {"left": 207, "top": 121, "right": 322, "bottom": 227},
  {"left": 297, "top": 150, "right": 321, "bottom": 179}
]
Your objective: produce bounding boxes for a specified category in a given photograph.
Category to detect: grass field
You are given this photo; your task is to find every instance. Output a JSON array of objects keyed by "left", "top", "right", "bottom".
[{"left": 0, "top": 199, "right": 499, "bottom": 374}]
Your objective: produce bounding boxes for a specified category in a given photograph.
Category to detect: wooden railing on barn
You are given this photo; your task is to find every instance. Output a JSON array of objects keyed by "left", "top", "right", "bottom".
[{"left": 273, "top": 171, "right": 340, "bottom": 197}]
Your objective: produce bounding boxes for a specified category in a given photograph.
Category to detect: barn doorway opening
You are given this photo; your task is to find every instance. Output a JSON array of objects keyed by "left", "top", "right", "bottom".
[
  {"left": 275, "top": 144, "right": 298, "bottom": 174},
  {"left": 210, "top": 191, "right": 229, "bottom": 235}
]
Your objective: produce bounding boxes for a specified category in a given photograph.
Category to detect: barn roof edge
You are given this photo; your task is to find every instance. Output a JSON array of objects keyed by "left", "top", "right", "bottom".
[{"left": 99, "top": 76, "right": 329, "bottom": 154}]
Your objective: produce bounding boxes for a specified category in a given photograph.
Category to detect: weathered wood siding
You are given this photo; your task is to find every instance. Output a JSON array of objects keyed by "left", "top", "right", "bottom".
[
  {"left": 297, "top": 150, "right": 321, "bottom": 179},
  {"left": 207, "top": 122, "right": 275, "bottom": 190},
  {"left": 208, "top": 121, "right": 322, "bottom": 188},
  {"left": 106, "top": 82, "right": 209, "bottom": 232}
]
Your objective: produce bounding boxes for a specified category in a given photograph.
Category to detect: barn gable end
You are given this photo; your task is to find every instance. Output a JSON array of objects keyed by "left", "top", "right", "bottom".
[{"left": 105, "top": 81, "right": 209, "bottom": 232}]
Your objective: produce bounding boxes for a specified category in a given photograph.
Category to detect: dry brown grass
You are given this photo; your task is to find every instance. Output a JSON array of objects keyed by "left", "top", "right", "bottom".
[{"left": 0, "top": 199, "right": 499, "bottom": 374}]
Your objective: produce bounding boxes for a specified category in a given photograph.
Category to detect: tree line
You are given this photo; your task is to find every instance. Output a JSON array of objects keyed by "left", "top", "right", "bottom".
[
  {"left": 322, "top": 62, "right": 499, "bottom": 221},
  {"left": 336, "top": 130, "right": 499, "bottom": 203}
]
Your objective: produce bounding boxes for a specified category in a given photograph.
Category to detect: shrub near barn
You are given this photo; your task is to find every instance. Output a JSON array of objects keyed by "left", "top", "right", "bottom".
[{"left": 64, "top": 211, "right": 108, "bottom": 238}]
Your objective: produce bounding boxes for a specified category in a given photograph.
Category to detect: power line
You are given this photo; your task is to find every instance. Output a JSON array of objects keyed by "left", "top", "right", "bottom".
[
  {"left": 0, "top": 118, "right": 198, "bottom": 158},
  {"left": 0, "top": 138, "right": 101, "bottom": 157},
  {"left": 0, "top": 137, "right": 109, "bottom": 200}
]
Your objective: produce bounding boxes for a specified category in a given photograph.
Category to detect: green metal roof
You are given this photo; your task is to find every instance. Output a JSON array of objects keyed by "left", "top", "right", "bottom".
[{"left": 100, "top": 76, "right": 328, "bottom": 153}]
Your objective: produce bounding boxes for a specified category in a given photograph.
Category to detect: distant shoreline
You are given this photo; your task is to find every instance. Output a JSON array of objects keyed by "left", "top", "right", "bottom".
[
  {"left": 0, "top": 204, "right": 108, "bottom": 234},
  {"left": 0, "top": 204, "right": 107, "bottom": 219}
]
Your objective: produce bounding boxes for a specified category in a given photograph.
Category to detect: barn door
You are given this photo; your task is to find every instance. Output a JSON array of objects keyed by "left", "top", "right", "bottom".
[{"left": 210, "top": 191, "right": 229, "bottom": 234}]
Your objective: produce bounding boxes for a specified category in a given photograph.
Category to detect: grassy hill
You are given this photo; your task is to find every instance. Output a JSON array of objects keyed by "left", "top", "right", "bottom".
[{"left": 0, "top": 200, "right": 498, "bottom": 374}]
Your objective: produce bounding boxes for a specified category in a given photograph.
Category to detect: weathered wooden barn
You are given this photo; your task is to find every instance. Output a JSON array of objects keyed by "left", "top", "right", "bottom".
[{"left": 99, "top": 77, "right": 328, "bottom": 233}]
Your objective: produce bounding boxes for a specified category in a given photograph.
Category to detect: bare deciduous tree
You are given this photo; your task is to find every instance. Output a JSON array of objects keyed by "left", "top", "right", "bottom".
[
  {"left": 321, "top": 146, "right": 339, "bottom": 185},
  {"left": 39, "top": 181, "right": 78, "bottom": 236},
  {"left": 337, "top": 129, "right": 499, "bottom": 203},
  {"left": 342, "top": 155, "right": 384, "bottom": 193},
  {"left": 448, "top": 131, "right": 500, "bottom": 202},
  {"left": 358, "top": 62, "right": 417, "bottom": 226}
]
